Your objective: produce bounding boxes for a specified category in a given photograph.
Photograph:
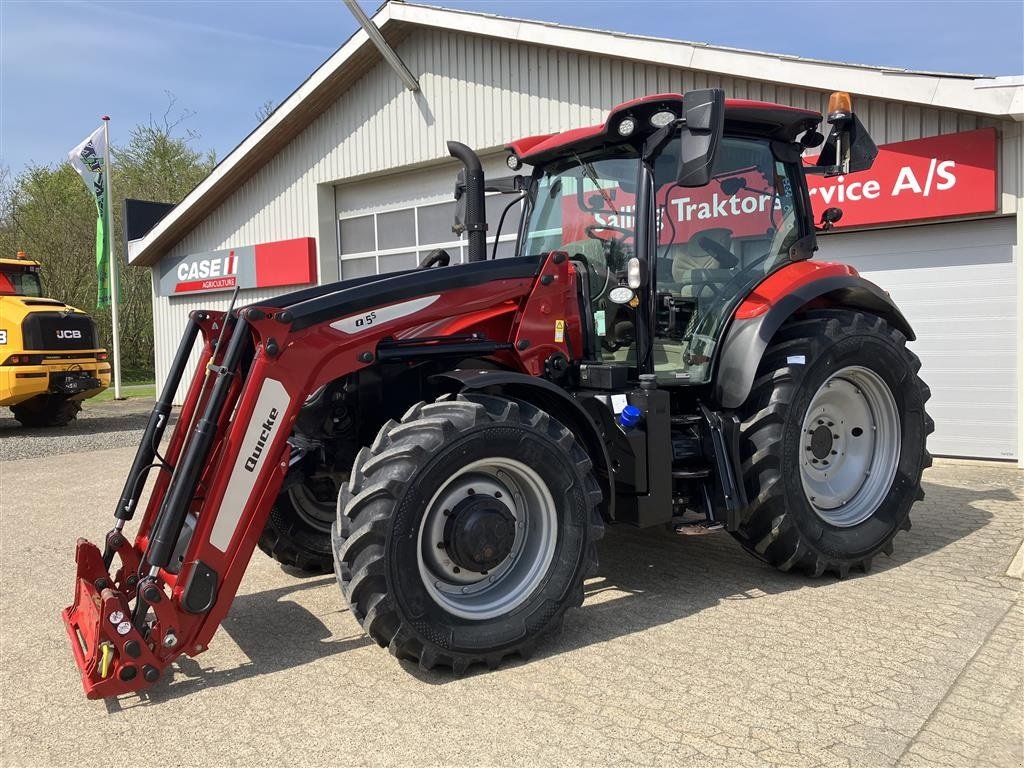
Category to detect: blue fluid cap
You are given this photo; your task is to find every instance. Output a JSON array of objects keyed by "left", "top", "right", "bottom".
[{"left": 618, "top": 404, "right": 643, "bottom": 430}]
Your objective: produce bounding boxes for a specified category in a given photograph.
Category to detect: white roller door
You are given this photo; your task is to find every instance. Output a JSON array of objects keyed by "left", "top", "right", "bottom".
[{"left": 817, "top": 217, "right": 1018, "bottom": 460}]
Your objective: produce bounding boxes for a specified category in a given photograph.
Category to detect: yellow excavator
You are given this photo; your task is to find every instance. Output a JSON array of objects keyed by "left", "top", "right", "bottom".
[{"left": 0, "top": 251, "right": 110, "bottom": 426}]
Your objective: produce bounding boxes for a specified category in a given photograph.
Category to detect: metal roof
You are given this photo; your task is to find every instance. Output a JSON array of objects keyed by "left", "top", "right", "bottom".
[{"left": 130, "top": 0, "right": 1024, "bottom": 266}]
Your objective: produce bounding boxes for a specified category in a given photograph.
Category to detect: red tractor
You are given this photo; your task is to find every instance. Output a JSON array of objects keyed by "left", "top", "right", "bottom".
[{"left": 64, "top": 90, "right": 932, "bottom": 697}]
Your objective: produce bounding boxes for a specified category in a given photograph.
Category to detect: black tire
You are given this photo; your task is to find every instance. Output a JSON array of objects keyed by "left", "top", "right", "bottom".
[
  {"left": 258, "top": 481, "right": 336, "bottom": 574},
  {"left": 332, "top": 393, "right": 604, "bottom": 672},
  {"left": 10, "top": 395, "right": 81, "bottom": 427},
  {"left": 733, "top": 309, "right": 933, "bottom": 577}
]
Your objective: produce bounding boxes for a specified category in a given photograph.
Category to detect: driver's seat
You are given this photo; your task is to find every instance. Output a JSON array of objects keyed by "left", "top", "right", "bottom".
[{"left": 670, "top": 227, "right": 735, "bottom": 294}]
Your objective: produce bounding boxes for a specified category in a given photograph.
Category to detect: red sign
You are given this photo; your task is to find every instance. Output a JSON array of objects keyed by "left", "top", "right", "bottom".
[
  {"left": 806, "top": 128, "right": 998, "bottom": 228},
  {"left": 556, "top": 129, "right": 997, "bottom": 249},
  {"left": 159, "top": 237, "right": 317, "bottom": 296}
]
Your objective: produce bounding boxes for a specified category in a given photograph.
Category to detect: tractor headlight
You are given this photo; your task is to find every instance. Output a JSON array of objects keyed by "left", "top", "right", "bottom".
[
  {"left": 650, "top": 110, "right": 675, "bottom": 128},
  {"left": 506, "top": 153, "right": 522, "bottom": 171},
  {"left": 617, "top": 117, "right": 636, "bottom": 137}
]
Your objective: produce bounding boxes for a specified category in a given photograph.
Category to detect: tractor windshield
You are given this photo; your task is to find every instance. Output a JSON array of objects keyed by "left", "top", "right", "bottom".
[{"left": 521, "top": 148, "right": 642, "bottom": 363}]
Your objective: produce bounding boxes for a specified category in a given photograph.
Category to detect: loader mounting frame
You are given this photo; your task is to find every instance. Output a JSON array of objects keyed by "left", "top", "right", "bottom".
[{"left": 62, "top": 253, "right": 573, "bottom": 698}]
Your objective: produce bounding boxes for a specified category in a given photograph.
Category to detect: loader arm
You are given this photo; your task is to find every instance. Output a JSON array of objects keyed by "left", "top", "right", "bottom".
[{"left": 63, "top": 252, "right": 580, "bottom": 698}]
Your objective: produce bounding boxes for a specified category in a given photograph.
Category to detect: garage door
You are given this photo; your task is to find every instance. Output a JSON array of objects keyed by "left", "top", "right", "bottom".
[
  {"left": 817, "top": 217, "right": 1018, "bottom": 460},
  {"left": 335, "top": 156, "right": 522, "bottom": 279}
]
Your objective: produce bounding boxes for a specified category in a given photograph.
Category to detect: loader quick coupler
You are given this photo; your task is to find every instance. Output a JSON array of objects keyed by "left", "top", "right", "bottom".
[{"left": 62, "top": 308, "right": 235, "bottom": 698}]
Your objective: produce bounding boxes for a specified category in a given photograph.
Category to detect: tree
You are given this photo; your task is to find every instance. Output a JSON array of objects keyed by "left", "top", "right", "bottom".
[
  {"left": 0, "top": 97, "right": 216, "bottom": 376},
  {"left": 255, "top": 99, "right": 276, "bottom": 124}
]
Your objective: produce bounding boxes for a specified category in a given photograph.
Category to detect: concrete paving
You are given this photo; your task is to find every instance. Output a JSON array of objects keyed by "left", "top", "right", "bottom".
[{"left": 1, "top": 438, "right": 1021, "bottom": 767}]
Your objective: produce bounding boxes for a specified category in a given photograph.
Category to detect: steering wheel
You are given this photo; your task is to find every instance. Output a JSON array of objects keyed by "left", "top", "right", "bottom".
[
  {"left": 585, "top": 223, "right": 632, "bottom": 242},
  {"left": 696, "top": 236, "right": 739, "bottom": 268}
]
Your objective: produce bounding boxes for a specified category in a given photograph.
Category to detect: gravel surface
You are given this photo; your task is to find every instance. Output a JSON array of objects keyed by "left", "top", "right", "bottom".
[{"left": 0, "top": 397, "right": 174, "bottom": 461}]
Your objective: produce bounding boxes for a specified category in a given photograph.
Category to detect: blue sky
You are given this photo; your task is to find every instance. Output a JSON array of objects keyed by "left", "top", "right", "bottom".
[{"left": 2, "top": 0, "right": 1022, "bottom": 174}]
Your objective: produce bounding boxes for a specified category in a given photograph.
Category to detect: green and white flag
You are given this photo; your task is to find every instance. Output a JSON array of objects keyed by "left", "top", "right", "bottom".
[{"left": 69, "top": 125, "right": 111, "bottom": 309}]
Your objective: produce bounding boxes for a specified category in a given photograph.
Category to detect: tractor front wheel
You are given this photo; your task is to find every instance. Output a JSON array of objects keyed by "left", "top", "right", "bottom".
[
  {"left": 733, "top": 310, "right": 933, "bottom": 577},
  {"left": 332, "top": 393, "right": 603, "bottom": 672}
]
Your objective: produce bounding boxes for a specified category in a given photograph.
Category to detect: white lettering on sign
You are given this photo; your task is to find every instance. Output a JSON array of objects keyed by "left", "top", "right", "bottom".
[
  {"left": 176, "top": 252, "right": 238, "bottom": 283},
  {"left": 330, "top": 296, "right": 440, "bottom": 335},
  {"left": 804, "top": 130, "right": 997, "bottom": 228},
  {"left": 670, "top": 192, "right": 781, "bottom": 224}
]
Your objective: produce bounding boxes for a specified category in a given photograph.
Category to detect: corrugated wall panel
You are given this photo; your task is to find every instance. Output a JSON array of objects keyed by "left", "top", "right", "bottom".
[{"left": 151, "top": 28, "right": 1020, "bottom": 399}]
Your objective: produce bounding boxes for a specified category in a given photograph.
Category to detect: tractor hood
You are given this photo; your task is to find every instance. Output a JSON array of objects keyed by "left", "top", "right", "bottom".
[{"left": 255, "top": 255, "right": 546, "bottom": 332}]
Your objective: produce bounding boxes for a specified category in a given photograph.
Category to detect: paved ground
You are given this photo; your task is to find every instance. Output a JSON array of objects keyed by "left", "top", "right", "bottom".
[{"left": 1, "top": 401, "right": 1021, "bottom": 767}]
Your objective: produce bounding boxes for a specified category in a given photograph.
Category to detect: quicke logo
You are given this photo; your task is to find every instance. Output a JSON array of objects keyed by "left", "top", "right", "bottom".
[{"left": 244, "top": 408, "right": 279, "bottom": 471}]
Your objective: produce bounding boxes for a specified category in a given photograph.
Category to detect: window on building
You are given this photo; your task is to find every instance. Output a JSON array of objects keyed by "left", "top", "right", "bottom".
[{"left": 338, "top": 193, "right": 522, "bottom": 279}]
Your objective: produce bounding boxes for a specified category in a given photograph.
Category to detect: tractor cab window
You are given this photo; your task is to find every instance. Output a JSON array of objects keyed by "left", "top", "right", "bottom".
[
  {"left": 521, "top": 149, "right": 641, "bottom": 364},
  {"left": 652, "top": 136, "right": 800, "bottom": 383},
  {"left": 0, "top": 265, "right": 43, "bottom": 297}
]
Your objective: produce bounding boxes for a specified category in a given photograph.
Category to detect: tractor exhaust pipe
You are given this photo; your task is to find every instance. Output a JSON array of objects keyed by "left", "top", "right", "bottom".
[{"left": 447, "top": 141, "right": 487, "bottom": 263}]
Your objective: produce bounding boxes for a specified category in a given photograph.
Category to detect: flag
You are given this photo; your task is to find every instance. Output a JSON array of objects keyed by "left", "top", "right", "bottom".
[{"left": 69, "top": 125, "right": 111, "bottom": 309}]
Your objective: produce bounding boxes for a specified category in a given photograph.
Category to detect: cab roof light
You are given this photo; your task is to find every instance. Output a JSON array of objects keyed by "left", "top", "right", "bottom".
[
  {"left": 649, "top": 109, "right": 676, "bottom": 128},
  {"left": 827, "top": 91, "right": 853, "bottom": 119}
]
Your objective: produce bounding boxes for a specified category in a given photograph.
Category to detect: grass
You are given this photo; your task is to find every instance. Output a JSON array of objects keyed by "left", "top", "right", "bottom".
[{"left": 91, "top": 382, "right": 156, "bottom": 402}]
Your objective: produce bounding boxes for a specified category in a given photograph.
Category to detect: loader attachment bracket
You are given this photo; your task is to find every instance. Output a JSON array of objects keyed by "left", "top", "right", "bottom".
[{"left": 63, "top": 539, "right": 165, "bottom": 699}]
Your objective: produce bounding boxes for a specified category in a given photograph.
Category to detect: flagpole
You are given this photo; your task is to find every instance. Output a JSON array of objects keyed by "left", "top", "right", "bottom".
[{"left": 101, "top": 116, "right": 123, "bottom": 400}]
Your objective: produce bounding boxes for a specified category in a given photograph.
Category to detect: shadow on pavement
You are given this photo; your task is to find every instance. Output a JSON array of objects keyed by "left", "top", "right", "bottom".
[
  {"left": 103, "top": 476, "right": 1010, "bottom": 705},
  {"left": 105, "top": 576, "right": 372, "bottom": 711},
  {"left": 405, "top": 477, "right": 1008, "bottom": 683}
]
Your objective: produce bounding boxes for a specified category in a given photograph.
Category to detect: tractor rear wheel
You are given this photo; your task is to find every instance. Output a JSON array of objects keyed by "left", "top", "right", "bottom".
[
  {"left": 258, "top": 476, "right": 337, "bottom": 573},
  {"left": 732, "top": 310, "right": 933, "bottom": 577},
  {"left": 332, "top": 393, "right": 603, "bottom": 672},
  {"left": 10, "top": 394, "right": 81, "bottom": 428}
]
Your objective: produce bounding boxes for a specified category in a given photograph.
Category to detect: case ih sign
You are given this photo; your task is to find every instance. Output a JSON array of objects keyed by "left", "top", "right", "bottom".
[
  {"left": 158, "top": 237, "right": 317, "bottom": 296},
  {"left": 806, "top": 128, "right": 998, "bottom": 228}
]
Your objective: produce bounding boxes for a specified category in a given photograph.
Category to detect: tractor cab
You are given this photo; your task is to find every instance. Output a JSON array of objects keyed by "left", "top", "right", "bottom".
[{"left": 501, "top": 91, "right": 872, "bottom": 385}]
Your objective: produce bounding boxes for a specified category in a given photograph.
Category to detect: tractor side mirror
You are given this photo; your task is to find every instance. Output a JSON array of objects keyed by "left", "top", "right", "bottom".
[
  {"left": 676, "top": 88, "right": 725, "bottom": 188},
  {"left": 818, "top": 207, "right": 843, "bottom": 231},
  {"left": 807, "top": 92, "right": 878, "bottom": 178}
]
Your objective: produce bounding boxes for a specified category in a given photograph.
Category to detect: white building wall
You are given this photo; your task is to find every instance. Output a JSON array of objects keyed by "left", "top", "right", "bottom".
[{"left": 151, "top": 28, "right": 1021, "bottom": 399}]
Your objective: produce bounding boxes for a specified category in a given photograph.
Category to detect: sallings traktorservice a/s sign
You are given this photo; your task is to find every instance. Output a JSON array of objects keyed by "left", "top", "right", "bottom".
[{"left": 157, "top": 237, "right": 317, "bottom": 296}]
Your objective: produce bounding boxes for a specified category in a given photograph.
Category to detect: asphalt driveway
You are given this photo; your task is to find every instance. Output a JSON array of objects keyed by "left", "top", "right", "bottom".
[{"left": 0, "top": 399, "right": 1020, "bottom": 767}]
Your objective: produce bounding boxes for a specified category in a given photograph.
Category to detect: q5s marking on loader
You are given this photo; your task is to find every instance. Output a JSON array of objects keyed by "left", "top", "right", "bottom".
[{"left": 64, "top": 90, "right": 932, "bottom": 697}]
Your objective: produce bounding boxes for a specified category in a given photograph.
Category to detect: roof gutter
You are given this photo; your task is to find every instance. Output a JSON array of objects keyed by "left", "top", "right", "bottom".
[{"left": 344, "top": 0, "right": 419, "bottom": 91}]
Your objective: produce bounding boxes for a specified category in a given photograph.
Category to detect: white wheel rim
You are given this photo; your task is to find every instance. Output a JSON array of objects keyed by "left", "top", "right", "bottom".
[
  {"left": 799, "top": 366, "right": 901, "bottom": 527},
  {"left": 417, "top": 457, "right": 558, "bottom": 621}
]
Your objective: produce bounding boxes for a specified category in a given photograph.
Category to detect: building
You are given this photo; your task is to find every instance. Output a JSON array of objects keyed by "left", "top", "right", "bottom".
[{"left": 129, "top": 1, "right": 1023, "bottom": 463}]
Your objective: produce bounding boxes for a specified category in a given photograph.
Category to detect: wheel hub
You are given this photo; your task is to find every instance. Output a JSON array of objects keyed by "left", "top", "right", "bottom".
[
  {"left": 443, "top": 494, "right": 516, "bottom": 572},
  {"left": 808, "top": 424, "right": 834, "bottom": 460}
]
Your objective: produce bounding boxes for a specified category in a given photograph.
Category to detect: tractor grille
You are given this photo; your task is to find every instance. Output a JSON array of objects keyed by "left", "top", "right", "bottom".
[{"left": 21, "top": 312, "right": 98, "bottom": 351}]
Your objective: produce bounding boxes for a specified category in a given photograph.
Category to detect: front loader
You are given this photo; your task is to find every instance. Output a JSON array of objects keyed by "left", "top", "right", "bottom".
[{"left": 64, "top": 89, "right": 932, "bottom": 697}]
